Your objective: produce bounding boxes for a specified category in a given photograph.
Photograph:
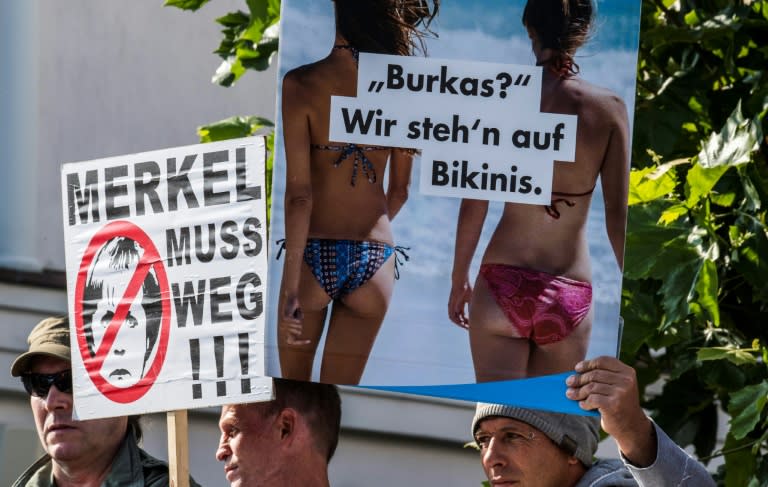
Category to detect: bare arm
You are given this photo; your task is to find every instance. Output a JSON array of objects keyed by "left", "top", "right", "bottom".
[
  {"left": 599, "top": 96, "right": 630, "bottom": 270},
  {"left": 448, "top": 198, "right": 488, "bottom": 328},
  {"left": 386, "top": 149, "right": 413, "bottom": 220},
  {"left": 567, "top": 356, "right": 715, "bottom": 486},
  {"left": 279, "top": 72, "right": 313, "bottom": 341}
]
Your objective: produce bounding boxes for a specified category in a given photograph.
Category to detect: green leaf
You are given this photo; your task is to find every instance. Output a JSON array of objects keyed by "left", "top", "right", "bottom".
[
  {"left": 216, "top": 11, "right": 250, "bottom": 28},
  {"left": 697, "top": 346, "right": 757, "bottom": 366},
  {"left": 212, "top": 56, "right": 246, "bottom": 87},
  {"left": 697, "top": 100, "right": 762, "bottom": 168},
  {"left": 659, "top": 204, "right": 688, "bottom": 225},
  {"left": 657, "top": 252, "right": 700, "bottom": 325},
  {"left": 628, "top": 165, "right": 679, "bottom": 206},
  {"left": 197, "top": 116, "right": 273, "bottom": 143},
  {"left": 723, "top": 434, "right": 756, "bottom": 487},
  {"left": 624, "top": 202, "right": 694, "bottom": 280},
  {"left": 685, "top": 163, "right": 730, "bottom": 207},
  {"left": 164, "top": 0, "right": 210, "bottom": 11},
  {"left": 731, "top": 215, "right": 768, "bottom": 302},
  {"left": 728, "top": 381, "right": 768, "bottom": 440},
  {"left": 693, "top": 258, "right": 720, "bottom": 326}
]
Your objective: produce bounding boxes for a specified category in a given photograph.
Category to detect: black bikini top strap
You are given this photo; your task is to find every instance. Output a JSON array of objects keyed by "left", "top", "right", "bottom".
[{"left": 545, "top": 186, "right": 595, "bottom": 219}]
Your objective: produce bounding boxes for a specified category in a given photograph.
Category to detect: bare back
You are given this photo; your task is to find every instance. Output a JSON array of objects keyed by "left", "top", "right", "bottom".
[
  {"left": 483, "top": 73, "right": 630, "bottom": 281},
  {"left": 283, "top": 52, "right": 397, "bottom": 245}
]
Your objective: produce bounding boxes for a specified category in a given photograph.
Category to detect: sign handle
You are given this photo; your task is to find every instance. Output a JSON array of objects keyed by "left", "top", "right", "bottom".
[{"left": 167, "top": 410, "right": 190, "bottom": 487}]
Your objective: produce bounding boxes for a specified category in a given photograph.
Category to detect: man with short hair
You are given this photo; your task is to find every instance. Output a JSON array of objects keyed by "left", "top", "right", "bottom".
[
  {"left": 472, "top": 356, "right": 715, "bottom": 486},
  {"left": 216, "top": 378, "right": 341, "bottom": 487},
  {"left": 10, "top": 316, "right": 199, "bottom": 487}
]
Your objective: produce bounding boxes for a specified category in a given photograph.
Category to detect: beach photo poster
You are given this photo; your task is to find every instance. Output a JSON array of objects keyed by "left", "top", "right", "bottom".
[{"left": 267, "top": 0, "right": 641, "bottom": 413}]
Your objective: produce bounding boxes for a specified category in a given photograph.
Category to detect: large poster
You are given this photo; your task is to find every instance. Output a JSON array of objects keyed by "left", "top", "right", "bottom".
[
  {"left": 61, "top": 137, "right": 272, "bottom": 419},
  {"left": 267, "top": 0, "right": 640, "bottom": 412}
]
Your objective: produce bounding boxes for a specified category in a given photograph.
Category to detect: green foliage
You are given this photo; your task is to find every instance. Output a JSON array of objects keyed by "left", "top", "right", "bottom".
[
  {"left": 197, "top": 115, "right": 273, "bottom": 143},
  {"left": 625, "top": 0, "right": 768, "bottom": 484},
  {"left": 167, "top": 0, "right": 280, "bottom": 86},
  {"left": 163, "top": 0, "right": 210, "bottom": 11}
]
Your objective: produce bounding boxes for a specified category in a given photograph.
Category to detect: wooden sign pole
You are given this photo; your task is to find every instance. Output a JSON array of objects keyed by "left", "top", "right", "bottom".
[{"left": 167, "top": 410, "right": 190, "bottom": 487}]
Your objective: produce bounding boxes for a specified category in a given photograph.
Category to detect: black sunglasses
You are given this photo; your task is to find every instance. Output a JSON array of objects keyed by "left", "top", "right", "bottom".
[{"left": 21, "top": 370, "right": 73, "bottom": 397}]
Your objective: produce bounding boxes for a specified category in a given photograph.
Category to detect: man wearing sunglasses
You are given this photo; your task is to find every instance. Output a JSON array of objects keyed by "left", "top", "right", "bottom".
[{"left": 10, "top": 316, "right": 200, "bottom": 487}]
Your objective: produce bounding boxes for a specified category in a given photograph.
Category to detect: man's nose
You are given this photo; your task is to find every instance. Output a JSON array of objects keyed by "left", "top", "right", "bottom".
[
  {"left": 483, "top": 437, "right": 507, "bottom": 469},
  {"left": 44, "top": 383, "right": 72, "bottom": 411},
  {"left": 216, "top": 438, "right": 231, "bottom": 462}
]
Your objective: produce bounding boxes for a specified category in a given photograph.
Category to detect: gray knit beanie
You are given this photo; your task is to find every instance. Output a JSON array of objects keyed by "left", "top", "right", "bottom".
[{"left": 472, "top": 403, "right": 600, "bottom": 467}]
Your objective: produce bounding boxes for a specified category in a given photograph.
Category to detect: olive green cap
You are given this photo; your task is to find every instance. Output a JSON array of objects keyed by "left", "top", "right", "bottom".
[{"left": 11, "top": 316, "right": 71, "bottom": 376}]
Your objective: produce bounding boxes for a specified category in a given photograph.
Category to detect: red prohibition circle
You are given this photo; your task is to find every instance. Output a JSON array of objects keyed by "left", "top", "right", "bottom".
[{"left": 74, "top": 220, "right": 171, "bottom": 404}]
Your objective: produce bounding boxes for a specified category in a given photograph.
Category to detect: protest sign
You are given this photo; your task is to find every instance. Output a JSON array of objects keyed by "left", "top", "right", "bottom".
[
  {"left": 61, "top": 137, "right": 272, "bottom": 419},
  {"left": 268, "top": 0, "right": 641, "bottom": 413}
]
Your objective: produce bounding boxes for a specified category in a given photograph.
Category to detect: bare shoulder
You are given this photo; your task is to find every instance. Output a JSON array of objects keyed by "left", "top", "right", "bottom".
[
  {"left": 282, "top": 64, "right": 316, "bottom": 100},
  {"left": 582, "top": 79, "right": 627, "bottom": 122}
]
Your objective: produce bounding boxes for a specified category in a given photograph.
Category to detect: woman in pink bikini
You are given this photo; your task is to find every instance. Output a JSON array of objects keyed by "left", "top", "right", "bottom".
[
  {"left": 278, "top": 0, "right": 438, "bottom": 384},
  {"left": 448, "top": 0, "right": 629, "bottom": 381}
]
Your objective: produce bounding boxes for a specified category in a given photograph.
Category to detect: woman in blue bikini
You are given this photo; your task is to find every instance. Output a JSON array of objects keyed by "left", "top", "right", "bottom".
[
  {"left": 278, "top": 0, "right": 438, "bottom": 384},
  {"left": 448, "top": 0, "right": 630, "bottom": 382}
]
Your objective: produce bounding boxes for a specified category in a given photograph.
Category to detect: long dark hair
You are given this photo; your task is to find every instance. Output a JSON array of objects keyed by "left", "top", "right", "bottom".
[
  {"left": 334, "top": 0, "right": 440, "bottom": 55},
  {"left": 522, "top": 0, "right": 593, "bottom": 77}
]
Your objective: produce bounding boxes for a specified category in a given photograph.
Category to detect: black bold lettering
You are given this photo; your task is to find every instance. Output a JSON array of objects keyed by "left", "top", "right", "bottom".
[
  {"left": 203, "top": 150, "right": 230, "bottom": 206},
  {"left": 460, "top": 77, "right": 479, "bottom": 96},
  {"left": 439, "top": 66, "right": 458, "bottom": 94},
  {"left": 66, "top": 171, "right": 100, "bottom": 226},
  {"left": 194, "top": 224, "right": 216, "bottom": 263},
  {"left": 172, "top": 280, "right": 206, "bottom": 327},
  {"left": 220, "top": 221, "right": 240, "bottom": 259},
  {"left": 459, "top": 160, "right": 479, "bottom": 189},
  {"left": 533, "top": 132, "right": 551, "bottom": 150},
  {"left": 236, "top": 273, "right": 263, "bottom": 320},
  {"left": 386, "top": 64, "right": 404, "bottom": 89},
  {"left": 134, "top": 161, "right": 163, "bottom": 216},
  {"left": 242, "top": 217, "right": 262, "bottom": 257},
  {"left": 518, "top": 176, "right": 533, "bottom": 194},
  {"left": 210, "top": 276, "right": 233, "bottom": 323},
  {"left": 341, "top": 108, "right": 376, "bottom": 135},
  {"left": 167, "top": 155, "right": 200, "bottom": 211},
  {"left": 104, "top": 165, "right": 130, "bottom": 220},
  {"left": 480, "top": 79, "right": 495, "bottom": 97},
  {"left": 512, "top": 130, "right": 531, "bottom": 148},
  {"left": 166, "top": 227, "right": 192, "bottom": 267},
  {"left": 236, "top": 147, "right": 261, "bottom": 201},
  {"left": 407, "top": 120, "right": 421, "bottom": 139},
  {"left": 431, "top": 160, "right": 449, "bottom": 186}
]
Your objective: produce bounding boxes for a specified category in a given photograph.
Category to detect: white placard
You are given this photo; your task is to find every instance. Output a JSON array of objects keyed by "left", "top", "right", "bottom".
[
  {"left": 329, "top": 54, "right": 577, "bottom": 203},
  {"left": 61, "top": 137, "right": 272, "bottom": 419}
]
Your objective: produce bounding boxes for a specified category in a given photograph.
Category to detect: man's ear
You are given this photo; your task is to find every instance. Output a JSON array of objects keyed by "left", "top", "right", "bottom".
[
  {"left": 276, "top": 408, "right": 298, "bottom": 443},
  {"left": 567, "top": 455, "right": 582, "bottom": 467}
]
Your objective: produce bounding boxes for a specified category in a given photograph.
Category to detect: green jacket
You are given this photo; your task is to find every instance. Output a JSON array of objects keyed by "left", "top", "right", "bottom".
[{"left": 12, "top": 428, "right": 201, "bottom": 487}]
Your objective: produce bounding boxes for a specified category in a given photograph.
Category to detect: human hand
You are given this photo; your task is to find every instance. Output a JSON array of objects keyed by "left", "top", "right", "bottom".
[
  {"left": 448, "top": 279, "right": 472, "bottom": 329},
  {"left": 565, "top": 356, "right": 656, "bottom": 467},
  {"left": 280, "top": 294, "right": 310, "bottom": 346}
]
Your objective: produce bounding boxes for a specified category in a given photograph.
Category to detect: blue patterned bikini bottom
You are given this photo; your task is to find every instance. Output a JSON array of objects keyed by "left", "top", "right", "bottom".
[{"left": 276, "top": 238, "right": 409, "bottom": 300}]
